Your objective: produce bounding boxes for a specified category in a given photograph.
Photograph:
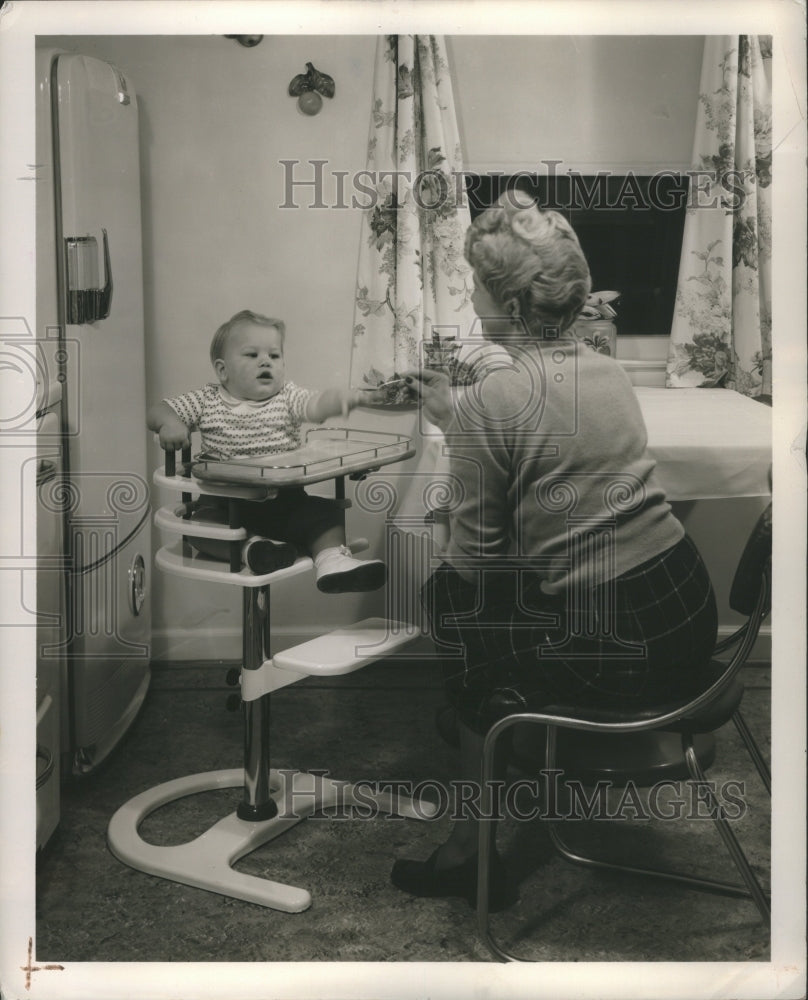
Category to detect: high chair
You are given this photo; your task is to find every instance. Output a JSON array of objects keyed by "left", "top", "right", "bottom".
[{"left": 107, "top": 428, "right": 436, "bottom": 912}]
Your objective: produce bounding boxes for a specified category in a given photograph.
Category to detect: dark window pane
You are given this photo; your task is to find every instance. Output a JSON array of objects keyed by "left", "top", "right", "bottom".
[{"left": 465, "top": 174, "right": 689, "bottom": 336}]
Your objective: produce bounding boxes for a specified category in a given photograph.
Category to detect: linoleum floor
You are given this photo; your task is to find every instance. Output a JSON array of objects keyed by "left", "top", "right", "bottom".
[{"left": 36, "top": 659, "right": 772, "bottom": 964}]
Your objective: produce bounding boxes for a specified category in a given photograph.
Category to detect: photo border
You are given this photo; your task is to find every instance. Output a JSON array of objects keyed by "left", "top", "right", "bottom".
[{"left": 1, "top": 2, "right": 805, "bottom": 998}]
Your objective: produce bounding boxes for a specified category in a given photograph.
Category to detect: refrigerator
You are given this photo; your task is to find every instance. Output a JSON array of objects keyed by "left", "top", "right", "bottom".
[
  {"left": 34, "top": 384, "right": 64, "bottom": 848},
  {"left": 36, "top": 48, "right": 151, "bottom": 782}
]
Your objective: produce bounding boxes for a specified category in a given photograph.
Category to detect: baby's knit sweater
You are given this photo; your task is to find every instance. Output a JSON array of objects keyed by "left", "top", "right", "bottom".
[{"left": 164, "top": 381, "right": 314, "bottom": 459}]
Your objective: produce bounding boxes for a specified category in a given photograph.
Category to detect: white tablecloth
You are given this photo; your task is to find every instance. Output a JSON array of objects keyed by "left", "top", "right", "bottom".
[
  {"left": 634, "top": 388, "right": 771, "bottom": 500},
  {"left": 392, "top": 387, "right": 772, "bottom": 524}
]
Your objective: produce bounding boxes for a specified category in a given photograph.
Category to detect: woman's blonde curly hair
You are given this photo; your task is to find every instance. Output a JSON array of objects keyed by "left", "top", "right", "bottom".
[{"left": 464, "top": 188, "right": 591, "bottom": 336}]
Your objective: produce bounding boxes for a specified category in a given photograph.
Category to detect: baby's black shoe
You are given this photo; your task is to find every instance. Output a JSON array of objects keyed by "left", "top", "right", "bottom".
[{"left": 243, "top": 537, "right": 298, "bottom": 575}]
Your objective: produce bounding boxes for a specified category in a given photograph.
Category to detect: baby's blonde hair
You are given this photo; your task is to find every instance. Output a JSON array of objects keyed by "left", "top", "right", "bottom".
[
  {"left": 210, "top": 310, "right": 286, "bottom": 365},
  {"left": 465, "top": 189, "right": 591, "bottom": 335}
]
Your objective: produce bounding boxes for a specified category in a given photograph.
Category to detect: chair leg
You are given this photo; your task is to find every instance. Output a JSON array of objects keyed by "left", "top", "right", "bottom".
[
  {"left": 543, "top": 733, "right": 765, "bottom": 900},
  {"left": 477, "top": 718, "right": 516, "bottom": 963},
  {"left": 682, "top": 738, "right": 771, "bottom": 927},
  {"left": 475, "top": 723, "right": 757, "bottom": 964},
  {"left": 732, "top": 709, "right": 771, "bottom": 796},
  {"left": 478, "top": 722, "right": 772, "bottom": 962}
]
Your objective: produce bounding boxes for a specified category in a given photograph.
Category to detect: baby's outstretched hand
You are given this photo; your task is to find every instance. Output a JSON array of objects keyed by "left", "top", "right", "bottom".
[
  {"left": 306, "top": 387, "right": 365, "bottom": 423},
  {"left": 351, "top": 387, "right": 387, "bottom": 407},
  {"left": 340, "top": 389, "right": 365, "bottom": 416}
]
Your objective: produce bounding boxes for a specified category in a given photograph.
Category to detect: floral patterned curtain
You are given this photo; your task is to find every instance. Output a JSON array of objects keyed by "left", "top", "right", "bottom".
[
  {"left": 349, "top": 35, "right": 476, "bottom": 394},
  {"left": 666, "top": 36, "right": 772, "bottom": 397}
]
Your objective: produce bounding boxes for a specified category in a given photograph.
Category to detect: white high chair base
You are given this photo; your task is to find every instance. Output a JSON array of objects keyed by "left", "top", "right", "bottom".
[{"left": 108, "top": 767, "right": 437, "bottom": 912}]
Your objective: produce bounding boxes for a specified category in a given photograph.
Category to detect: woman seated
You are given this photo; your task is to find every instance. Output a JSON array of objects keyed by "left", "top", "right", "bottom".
[{"left": 392, "top": 189, "right": 718, "bottom": 911}]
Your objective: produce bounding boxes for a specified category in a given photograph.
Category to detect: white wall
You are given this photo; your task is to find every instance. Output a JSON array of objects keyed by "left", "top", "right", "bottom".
[
  {"left": 43, "top": 34, "right": 387, "bottom": 658},
  {"left": 43, "top": 34, "right": 765, "bottom": 660},
  {"left": 448, "top": 35, "right": 703, "bottom": 172}
]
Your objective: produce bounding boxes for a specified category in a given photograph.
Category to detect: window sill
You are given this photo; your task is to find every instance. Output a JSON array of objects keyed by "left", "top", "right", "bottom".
[{"left": 615, "top": 334, "right": 669, "bottom": 386}]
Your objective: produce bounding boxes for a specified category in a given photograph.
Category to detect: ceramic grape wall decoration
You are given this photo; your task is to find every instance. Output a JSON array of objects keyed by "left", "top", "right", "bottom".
[
  {"left": 225, "top": 35, "right": 264, "bottom": 47},
  {"left": 288, "top": 63, "right": 335, "bottom": 116}
]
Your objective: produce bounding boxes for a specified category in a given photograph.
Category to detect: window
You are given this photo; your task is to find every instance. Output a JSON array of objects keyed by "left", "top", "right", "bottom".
[{"left": 465, "top": 174, "right": 689, "bottom": 337}]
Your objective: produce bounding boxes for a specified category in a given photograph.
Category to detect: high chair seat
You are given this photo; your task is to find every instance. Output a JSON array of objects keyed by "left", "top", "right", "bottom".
[
  {"left": 154, "top": 506, "right": 248, "bottom": 541},
  {"left": 155, "top": 538, "right": 369, "bottom": 587},
  {"left": 154, "top": 467, "right": 278, "bottom": 501},
  {"left": 156, "top": 541, "right": 316, "bottom": 587}
]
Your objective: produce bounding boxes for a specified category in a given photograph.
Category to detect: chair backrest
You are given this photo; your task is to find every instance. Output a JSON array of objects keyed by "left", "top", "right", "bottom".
[{"left": 729, "top": 503, "right": 772, "bottom": 617}]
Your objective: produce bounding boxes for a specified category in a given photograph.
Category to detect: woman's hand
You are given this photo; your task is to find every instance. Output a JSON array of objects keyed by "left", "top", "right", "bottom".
[{"left": 402, "top": 369, "right": 454, "bottom": 431}]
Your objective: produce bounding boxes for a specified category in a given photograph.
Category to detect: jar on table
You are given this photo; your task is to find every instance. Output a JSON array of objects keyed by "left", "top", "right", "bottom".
[
  {"left": 570, "top": 318, "right": 618, "bottom": 357},
  {"left": 572, "top": 291, "right": 620, "bottom": 356}
]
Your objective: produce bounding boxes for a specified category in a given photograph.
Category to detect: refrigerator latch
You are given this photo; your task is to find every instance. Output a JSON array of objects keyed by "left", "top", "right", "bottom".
[{"left": 114, "top": 68, "right": 131, "bottom": 105}]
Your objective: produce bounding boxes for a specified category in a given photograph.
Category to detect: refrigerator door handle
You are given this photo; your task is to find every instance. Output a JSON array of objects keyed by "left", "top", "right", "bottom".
[{"left": 64, "top": 228, "right": 113, "bottom": 323}]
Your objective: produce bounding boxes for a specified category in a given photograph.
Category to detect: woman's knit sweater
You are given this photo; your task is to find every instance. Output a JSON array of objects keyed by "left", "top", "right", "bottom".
[{"left": 443, "top": 340, "right": 684, "bottom": 593}]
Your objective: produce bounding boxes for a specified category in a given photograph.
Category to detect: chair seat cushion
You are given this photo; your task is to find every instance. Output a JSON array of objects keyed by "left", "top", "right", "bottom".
[
  {"left": 540, "top": 661, "right": 744, "bottom": 734},
  {"left": 509, "top": 728, "right": 718, "bottom": 786}
]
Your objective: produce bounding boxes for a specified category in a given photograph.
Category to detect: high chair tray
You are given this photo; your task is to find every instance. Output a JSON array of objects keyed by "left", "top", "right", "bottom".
[{"left": 191, "top": 428, "right": 414, "bottom": 488}]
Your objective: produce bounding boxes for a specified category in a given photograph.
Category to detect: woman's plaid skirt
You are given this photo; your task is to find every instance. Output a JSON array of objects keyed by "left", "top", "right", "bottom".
[{"left": 421, "top": 534, "right": 718, "bottom": 735}]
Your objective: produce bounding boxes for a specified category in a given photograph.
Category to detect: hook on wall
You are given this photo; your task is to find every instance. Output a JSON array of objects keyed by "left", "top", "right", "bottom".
[{"left": 225, "top": 35, "right": 264, "bottom": 48}]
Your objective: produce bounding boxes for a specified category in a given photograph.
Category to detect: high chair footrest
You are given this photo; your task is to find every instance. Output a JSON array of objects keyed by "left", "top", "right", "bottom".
[
  {"left": 273, "top": 618, "right": 419, "bottom": 676},
  {"left": 155, "top": 506, "right": 248, "bottom": 541}
]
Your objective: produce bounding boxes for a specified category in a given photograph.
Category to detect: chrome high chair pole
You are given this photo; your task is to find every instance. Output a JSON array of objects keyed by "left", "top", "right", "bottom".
[{"left": 238, "top": 584, "right": 277, "bottom": 821}]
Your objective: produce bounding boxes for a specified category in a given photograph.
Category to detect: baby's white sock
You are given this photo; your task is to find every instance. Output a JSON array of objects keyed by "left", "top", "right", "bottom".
[{"left": 314, "top": 544, "right": 351, "bottom": 569}]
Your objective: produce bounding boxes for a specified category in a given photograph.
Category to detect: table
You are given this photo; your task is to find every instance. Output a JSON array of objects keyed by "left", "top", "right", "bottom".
[
  {"left": 394, "top": 387, "right": 772, "bottom": 525},
  {"left": 633, "top": 388, "right": 771, "bottom": 501}
]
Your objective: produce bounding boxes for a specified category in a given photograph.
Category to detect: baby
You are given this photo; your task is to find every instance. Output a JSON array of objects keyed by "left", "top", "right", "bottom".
[{"left": 147, "top": 309, "right": 385, "bottom": 593}]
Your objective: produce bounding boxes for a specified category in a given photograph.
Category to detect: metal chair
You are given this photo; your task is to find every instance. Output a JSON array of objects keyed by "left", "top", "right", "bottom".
[{"left": 477, "top": 503, "right": 772, "bottom": 961}]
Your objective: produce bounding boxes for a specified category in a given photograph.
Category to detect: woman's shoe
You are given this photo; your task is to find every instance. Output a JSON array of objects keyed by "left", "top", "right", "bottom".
[
  {"left": 390, "top": 846, "right": 518, "bottom": 912},
  {"left": 434, "top": 704, "right": 460, "bottom": 748}
]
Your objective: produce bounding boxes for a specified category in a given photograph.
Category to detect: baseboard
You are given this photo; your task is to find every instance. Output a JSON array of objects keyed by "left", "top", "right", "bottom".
[
  {"left": 715, "top": 623, "right": 771, "bottom": 664},
  {"left": 619, "top": 358, "right": 667, "bottom": 386},
  {"left": 150, "top": 626, "right": 436, "bottom": 665},
  {"left": 153, "top": 624, "right": 770, "bottom": 666},
  {"left": 150, "top": 626, "right": 318, "bottom": 662}
]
